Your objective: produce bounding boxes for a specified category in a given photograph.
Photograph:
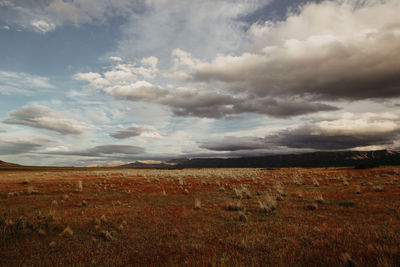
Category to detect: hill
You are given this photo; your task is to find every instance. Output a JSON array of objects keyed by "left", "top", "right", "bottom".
[{"left": 0, "top": 160, "right": 22, "bottom": 168}]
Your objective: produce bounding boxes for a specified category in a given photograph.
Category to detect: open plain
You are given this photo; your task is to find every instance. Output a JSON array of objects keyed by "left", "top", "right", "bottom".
[{"left": 1, "top": 167, "right": 399, "bottom": 266}]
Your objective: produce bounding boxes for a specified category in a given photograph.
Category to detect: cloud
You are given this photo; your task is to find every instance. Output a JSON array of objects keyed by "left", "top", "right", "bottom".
[
  {"left": 109, "top": 125, "right": 146, "bottom": 139},
  {"left": 115, "top": 0, "right": 270, "bottom": 60},
  {"left": 30, "top": 19, "right": 55, "bottom": 33},
  {"left": 0, "top": 0, "right": 138, "bottom": 33},
  {"left": 0, "top": 70, "right": 54, "bottom": 95},
  {"left": 273, "top": 112, "right": 400, "bottom": 150},
  {"left": 109, "top": 123, "right": 162, "bottom": 139},
  {"left": 75, "top": 0, "right": 400, "bottom": 120},
  {"left": 73, "top": 57, "right": 159, "bottom": 89},
  {"left": 199, "top": 136, "right": 271, "bottom": 151},
  {"left": 109, "top": 56, "right": 123, "bottom": 62},
  {"left": 201, "top": 112, "right": 400, "bottom": 152},
  {"left": 105, "top": 81, "right": 168, "bottom": 102},
  {"left": 232, "top": 97, "right": 338, "bottom": 118},
  {"left": 188, "top": 0, "right": 400, "bottom": 104},
  {"left": 3, "top": 106, "right": 95, "bottom": 135},
  {"left": 0, "top": 139, "right": 47, "bottom": 155},
  {"left": 72, "top": 72, "right": 110, "bottom": 89},
  {"left": 75, "top": 58, "right": 336, "bottom": 118},
  {"left": 44, "top": 145, "right": 145, "bottom": 157}
]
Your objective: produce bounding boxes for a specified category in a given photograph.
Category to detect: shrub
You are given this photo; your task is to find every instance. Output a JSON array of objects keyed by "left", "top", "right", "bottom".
[
  {"left": 338, "top": 201, "right": 356, "bottom": 207},
  {"left": 59, "top": 226, "right": 73, "bottom": 237},
  {"left": 241, "top": 187, "right": 252, "bottom": 199},
  {"left": 238, "top": 212, "right": 248, "bottom": 222},
  {"left": 101, "top": 230, "right": 115, "bottom": 241},
  {"left": 306, "top": 203, "right": 318, "bottom": 210},
  {"left": 257, "top": 194, "right": 277, "bottom": 213},
  {"left": 373, "top": 186, "right": 385, "bottom": 192},
  {"left": 315, "top": 193, "right": 324, "bottom": 204},
  {"left": 355, "top": 186, "right": 361, "bottom": 194},
  {"left": 226, "top": 200, "right": 244, "bottom": 211},
  {"left": 194, "top": 198, "right": 201, "bottom": 210},
  {"left": 76, "top": 180, "right": 83, "bottom": 192}
]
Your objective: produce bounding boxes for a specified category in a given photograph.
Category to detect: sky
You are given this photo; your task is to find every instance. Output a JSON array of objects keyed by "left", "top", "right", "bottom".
[{"left": 0, "top": 0, "right": 400, "bottom": 166}]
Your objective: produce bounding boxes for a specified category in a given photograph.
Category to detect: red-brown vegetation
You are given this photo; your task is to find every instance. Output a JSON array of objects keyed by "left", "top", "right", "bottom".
[{"left": 1, "top": 167, "right": 399, "bottom": 266}]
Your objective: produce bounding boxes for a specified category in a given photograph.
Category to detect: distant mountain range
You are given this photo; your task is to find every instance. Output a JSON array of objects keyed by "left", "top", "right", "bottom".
[
  {"left": 112, "top": 149, "right": 400, "bottom": 169},
  {"left": 2, "top": 150, "right": 400, "bottom": 169},
  {"left": 171, "top": 150, "right": 400, "bottom": 169}
]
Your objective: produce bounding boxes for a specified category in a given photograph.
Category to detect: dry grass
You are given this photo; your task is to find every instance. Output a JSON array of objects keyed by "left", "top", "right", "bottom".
[{"left": 1, "top": 166, "right": 400, "bottom": 266}]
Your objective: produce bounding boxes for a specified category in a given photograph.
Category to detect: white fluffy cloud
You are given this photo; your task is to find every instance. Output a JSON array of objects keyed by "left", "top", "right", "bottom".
[
  {"left": 104, "top": 81, "right": 167, "bottom": 102},
  {"left": 30, "top": 19, "right": 56, "bottom": 33}
]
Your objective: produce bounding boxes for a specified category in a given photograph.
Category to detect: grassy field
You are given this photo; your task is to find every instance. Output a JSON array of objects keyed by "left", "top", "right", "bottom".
[{"left": 1, "top": 167, "right": 399, "bottom": 266}]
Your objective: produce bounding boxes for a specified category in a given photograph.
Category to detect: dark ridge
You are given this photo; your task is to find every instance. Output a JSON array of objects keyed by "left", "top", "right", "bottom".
[{"left": 174, "top": 150, "right": 400, "bottom": 168}]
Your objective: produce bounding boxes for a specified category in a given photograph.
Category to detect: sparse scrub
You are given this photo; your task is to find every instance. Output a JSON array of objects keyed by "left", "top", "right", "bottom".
[
  {"left": 257, "top": 194, "right": 277, "bottom": 213},
  {"left": 373, "top": 185, "right": 385, "bottom": 192},
  {"left": 238, "top": 212, "right": 248, "bottom": 222},
  {"left": 306, "top": 203, "right": 318, "bottom": 210},
  {"left": 355, "top": 185, "right": 361, "bottom": 194},
  {"left": 292, "top": 176, "right": 303, "bottom": 185},
  {"left": 315, "top": 192, "right": 324, "bottom": 203},
  {"left": 76, "top": 180, "right": 83, "bottom": 192},
  {"left": 226, "top": 200, "right": 244, "bottom": 211},
  {"left": 1, "top": 167, "right": 400, "bottom": 266},
  {"left": 194, "top": 198, "right": 201, "bottom": 209},
  {"left": 59, "top": 226, "right": 73, "bottom": 237},
  {"left": 241, "top": 186, "right": 252, "bottom": 199},
  {"left": 338, "top": 201, "right": 356, "bottom": 207},
  {"left": 26, "top": 186, "right": 38, "bottom": 195},
  {"left": 101, "top": 230, "right": 115, "bottom": 241}
]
